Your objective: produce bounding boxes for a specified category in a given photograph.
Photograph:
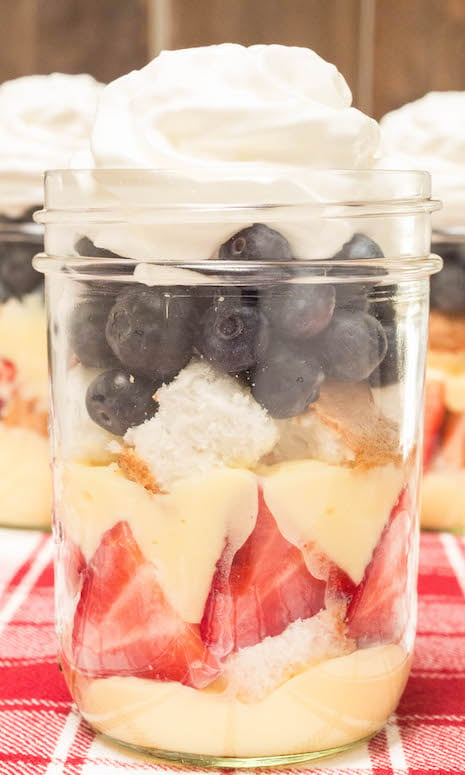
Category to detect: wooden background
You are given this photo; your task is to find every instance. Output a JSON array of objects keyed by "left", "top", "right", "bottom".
[{"left": 0, "top": 0, "right": 464, "bottom": 119}]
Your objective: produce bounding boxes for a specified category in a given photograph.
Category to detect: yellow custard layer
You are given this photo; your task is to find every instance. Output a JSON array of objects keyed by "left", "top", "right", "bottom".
[{"left": 79, "top": 644, "right": 410, "bottom": 758}]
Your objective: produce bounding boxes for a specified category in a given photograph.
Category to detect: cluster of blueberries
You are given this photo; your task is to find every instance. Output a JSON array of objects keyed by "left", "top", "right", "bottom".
[
  {"left": 0, "top": 240, "right": 43, "bottom": 302},
  {"left": 430, "top": 241, "right": 465, "bottom": 314},
  {"left": 69, "top": 224, "right": 399, "bottom": 437}
]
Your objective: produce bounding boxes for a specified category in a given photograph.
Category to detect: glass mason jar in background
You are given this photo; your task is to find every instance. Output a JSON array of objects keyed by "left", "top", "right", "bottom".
[
  {"left": 0, "top": 215, "right": 51, "bottom": 529},
  {"left": 35, "top": 170, "right": 440, "bottom": 767},
  {"left": 422, "top": 228, "right": 465, "bottom": 533}
]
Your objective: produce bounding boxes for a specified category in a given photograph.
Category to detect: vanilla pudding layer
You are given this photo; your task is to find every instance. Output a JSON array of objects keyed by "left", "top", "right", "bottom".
[
  {"left": 0, "top": 425, "right": 51, "bottom": 527},
  {"left": 78, "top": 644, "right": 410, "bottom": 758},
  {"left": 0, "top": 292, "right": 50, "bottom": 527},
  {"left": 59, "top": 459, "right": 403, "bottom": 621},
  {"left": 0, "top": 292, "right": 48, "bottom": 407}
]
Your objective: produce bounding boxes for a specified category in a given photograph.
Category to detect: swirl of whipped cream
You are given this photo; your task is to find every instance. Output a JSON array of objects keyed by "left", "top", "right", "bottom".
[
  {"left": 91, "top": 44, "right": 379, "bottom": 170},
  {"left": 76, "top": 44, "right": 384, "bottom": 262},
  {"left": 0, "top": 73, "right": 102, "bottom": 217},
  {"left": 381, "top": 91, "right": 465, "bottom": 229}
]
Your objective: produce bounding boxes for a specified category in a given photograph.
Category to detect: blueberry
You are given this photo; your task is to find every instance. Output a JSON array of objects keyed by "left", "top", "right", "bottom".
[
  {"left": 69, "top": 297, "right": 119, "bottom": 368},
  {"left": 195, "top": 300, "right": 270, "bottom": 373},
  {"left": 315, "top": 310, "right": 387, "bottom": 382},
  {"left": 0, "top": 242, "right": 43, "bottom": 298},
  {"left": 0, "top": 281, "right": 11, "bottom": 303},
  {"left": 75, "top": 237, "right": 121, "bottom": 259},
  {"left": 369, "top": 322, "right": 401, "bottom": 387},
  {"left": 370, "top": 295, "right": 397, "bottom": 325},
  {"left": 219, "top": 224, "right": 293, "bottom": 261},
  {"left": 106, "top": 286, "right": 195, "bottom": 381},
  {"left": 260, "top": 284, "right": 335, "bottom": 341},
  {"left": 331, "top": 233, "right": 384, "bottom": 312},
  {"left": 431, "top": 241, "right": 465, "bottom": 266},
  {"left": 194, "top": 285, "right": 241, "bottom": 317},
  {"left": 251, "top": 346, "right": 324, "bottom": 419},
  {"left": 333, "top": 233, "right": 384, "bottom": 261},
  {"left": 430, "top": 255, "right": 465, "bottom": 314},
  {"left": 86, "top": 369, "right": 160, "bottom": 436}
]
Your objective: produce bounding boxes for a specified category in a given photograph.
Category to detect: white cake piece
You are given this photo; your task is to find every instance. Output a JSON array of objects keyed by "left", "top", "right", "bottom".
[
  {"left": 224, "top": 610, "right": 354, "bottom": 702},
  {"left": 270, "top": 412, "right": 356, "bottom": 466},
  {"left": 268, "top": 381, "right": 399, "bottom": 469},
  {"left": 125, "top": 359, "right": 278, "bottom": 490}
]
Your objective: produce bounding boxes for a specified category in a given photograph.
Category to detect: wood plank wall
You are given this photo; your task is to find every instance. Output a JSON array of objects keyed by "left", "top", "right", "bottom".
[
  {"left": 0, "top": 0, "right": 150, "bottom": 83},
  {"left": 0, "top": 0, "right": 464, "bottom": 119}
]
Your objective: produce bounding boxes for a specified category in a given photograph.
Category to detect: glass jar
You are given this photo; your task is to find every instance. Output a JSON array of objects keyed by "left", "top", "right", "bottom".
[
  {"left": 35, "top": 169, "right": 440, "bottom": 767},
  {"left": 0, "top": 215, "right": 51, "bottom": 529},
  {"left": 422, "top": 228, "right": 465, "bottom": 533}
]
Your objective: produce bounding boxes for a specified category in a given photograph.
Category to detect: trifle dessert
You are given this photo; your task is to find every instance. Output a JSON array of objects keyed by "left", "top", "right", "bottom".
[
  {"left": 381, "top": 92, "right": 465, "bottom": 532},
  {"left": 0, "top": 72, "right": 102, "bottom": 528},
  {"left": 35, "top": 45, "right": 440, "bottom": 765}
]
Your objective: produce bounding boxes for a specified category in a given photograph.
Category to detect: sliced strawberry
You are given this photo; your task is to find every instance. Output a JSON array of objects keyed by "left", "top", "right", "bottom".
[
  {"left": 434, "top": 412, "right": 465, "bottom": 469},
  {"left": 325, "top": 564, "right": 357, "bottom": 610},
  {"left": 61, "top": 536, "right": 86, "bottom": 600},
  {"left": 0, "top": 358, "right": 16, "bottom": 384},
  {"left": 72, "top": 521, "right": 220, "bottom": 689},
  {"left": 346, "top": 488, "right": 411, "bottom": 646},
  {"left": 201, "top": 491, "right": 326, "bottom": 657},
  {"left": 423, "top": 379, "right": 446, "bottom": 470}
]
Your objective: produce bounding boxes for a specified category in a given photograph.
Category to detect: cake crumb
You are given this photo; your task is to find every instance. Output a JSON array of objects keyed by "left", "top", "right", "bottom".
[
  {"left": 3, "top": 394, "right": 48, "bottom": 437},
  {"left": 117, "top": 447, "right": 165, "bottom": 495},
  {"left": 429, "top": 310, "right": 465, "bottom": 352}
]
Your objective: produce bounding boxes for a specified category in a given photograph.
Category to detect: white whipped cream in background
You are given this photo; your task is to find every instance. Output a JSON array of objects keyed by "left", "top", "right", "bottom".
[
  {"left": 381, "top": 91, "right": 465, "bottom": 231},
  {"left": 0, "top": 73, "right": 102, "bottom": 218},
  {"left": 61, "top": 44, "right": 401, "bottom": 263}
]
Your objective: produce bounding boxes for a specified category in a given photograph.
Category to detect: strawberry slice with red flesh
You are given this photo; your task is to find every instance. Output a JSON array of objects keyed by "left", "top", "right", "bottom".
[
  {"left": 72, "top": 521, "right": 220, "bottom": 688},
  {"left": 423, "top": 379, "right": 446, "bottom": 470},
  {"left": 201, "top": 491, "right": 326, "bottom": 658},
  {"left": 0, "top": 358, "right": 16, "bottom": 414},
  {"left": 346, "top": 488, "right": 412, "bottom": 646},
  {"left": 0, "top": 358, "right": 16, "bottom": 383},
  {"left": 325, "top": 564, "right": 357, "bottom": 611},
  {"left": 61, "top": 536, "right": 86, "bottom": 600},
  {"left": 434, "top": 412, "right": 465, "bottom": 469}
]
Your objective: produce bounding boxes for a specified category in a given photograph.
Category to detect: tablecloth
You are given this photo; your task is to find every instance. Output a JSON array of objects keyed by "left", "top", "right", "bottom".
[{"left": 0, "top": 527, "right": 464, "bottom": 775}]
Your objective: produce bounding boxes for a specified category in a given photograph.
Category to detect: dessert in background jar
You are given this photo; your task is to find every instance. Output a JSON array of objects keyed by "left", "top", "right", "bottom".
[
  {"left": 381, "top": 92, "right": 465, "bottom": 533},
  {"left": 36, "top": 45, "right": 440, "bottom": 765},
  {"left": 0, "top": 73, "right": 102, "bottom": 528}
]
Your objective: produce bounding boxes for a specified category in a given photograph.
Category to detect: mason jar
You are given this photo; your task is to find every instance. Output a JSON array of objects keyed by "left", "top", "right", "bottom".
[
  {"left": 35, "top": 169, "right": 440, "bottom": 767},
  {"left": 422, "top": 228, "right": 465, "bottom": 533},
  {"left": 0, "top": 214, "right": 51, "bottom": 528}
]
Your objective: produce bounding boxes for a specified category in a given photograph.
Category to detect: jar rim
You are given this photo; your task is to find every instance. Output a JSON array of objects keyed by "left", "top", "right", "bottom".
[
  {"left": 35, "top": 168, "right": 441, "bottom": 223},
  {"left": 33, "top": 254, "right": 443, "bottom": 283}
]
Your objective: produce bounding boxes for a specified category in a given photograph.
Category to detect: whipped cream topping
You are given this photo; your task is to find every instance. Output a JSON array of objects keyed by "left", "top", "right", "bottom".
[
  {"left": 69, "top": 44, "right": 384, "bottom": 261},
  {"left": 381, "top": 91, "right": 465, "bottom": 230},
  {"left": 0, "top": 73, "right": 102, "bottom": 217},
  {"left": 91, "top": 44, "right": 379, "bottom": 171}
]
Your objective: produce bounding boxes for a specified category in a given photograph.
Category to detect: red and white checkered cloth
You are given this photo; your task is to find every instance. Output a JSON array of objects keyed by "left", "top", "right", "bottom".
[{"left": 0, "top": 527, "right": 464, "bottom": 774}]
